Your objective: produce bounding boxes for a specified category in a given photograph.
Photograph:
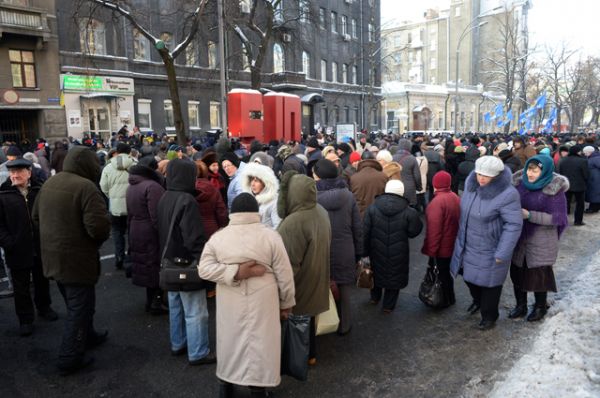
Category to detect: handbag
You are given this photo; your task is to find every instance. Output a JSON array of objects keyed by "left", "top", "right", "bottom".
[
  {"left": 329, "top": 280, "right": 340, "bottom": 301},
  {"left": 281, "top": 314, "right": 310, "bottom": 381},
  {"left": 418, "top": 261, "right": 446, "bottom": 308},
  {"left": 316, "top": 289, "right": 340, "bottom": 336},
  {"left": 356, "top": 257, "right": 374, "bottom": 289},
  {"left": 158, "top": 196, "right": 205, "bottom": 291}
]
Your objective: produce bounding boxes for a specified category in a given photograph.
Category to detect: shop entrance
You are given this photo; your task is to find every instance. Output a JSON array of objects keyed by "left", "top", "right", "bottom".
[
  {"left": 88, "top": 107, "right": 111, "bottom": 136},
  {"left": 0, "top": 110, "right": 38, "bottom": 144}
]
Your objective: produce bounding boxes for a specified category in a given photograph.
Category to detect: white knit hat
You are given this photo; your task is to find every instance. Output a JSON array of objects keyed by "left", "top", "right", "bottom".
[
  {"left": 376, "top": 149, "right": 393, "bottom": 163},
  {"left": 385, "top": 180, "right": 405, "bottom": 197},
  {"left": 582, "top": 146, "right": 595, "bottom": 154},
  {"left": 475, "top": 156, "right": 505, "bottom": 177}
]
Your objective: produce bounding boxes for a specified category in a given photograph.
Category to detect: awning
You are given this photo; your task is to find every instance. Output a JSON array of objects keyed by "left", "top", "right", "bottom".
[
  {"left": 412, "top": 105, "right": 430, "bottom": 112},
  {"left": 79, "top": 93, "right": 122, "bottom": 99},
  {"left": 301, "top": 93, "right": 325, "bottom": 104}
]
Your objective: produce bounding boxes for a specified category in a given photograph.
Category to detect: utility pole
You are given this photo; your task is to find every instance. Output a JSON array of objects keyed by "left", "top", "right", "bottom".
[{"left": 217, "top": 0, "right": 227, "bottom": 130}]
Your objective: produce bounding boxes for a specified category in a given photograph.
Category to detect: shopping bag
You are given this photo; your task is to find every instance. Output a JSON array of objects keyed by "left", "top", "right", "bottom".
[
  {"left": 418, "top": 264, "right": 446, "bottom": 308},
  {"left": 316, "top": 289, "right": 340, "bottom": 336},
  {"left": 281, "top": 314, "right": 310, "bottom": 381}
]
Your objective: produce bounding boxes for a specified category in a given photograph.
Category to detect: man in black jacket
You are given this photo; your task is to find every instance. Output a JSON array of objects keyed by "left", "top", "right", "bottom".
[
  {"left": 557, "top": 145, "right": 590, "bottom": 225},
  {"left": 0, "top": 158, "right": 57, "bottom": 337}
]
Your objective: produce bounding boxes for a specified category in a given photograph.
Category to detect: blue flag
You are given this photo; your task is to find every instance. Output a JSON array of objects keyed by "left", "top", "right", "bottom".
[
  {"left": 545, "top": 118, "right": 554, "bottom": 132},
  {"left": 548, "top": 107, "right": 557, "bottom": 121},
  {"left": 496, "top": 118, "right": 504, "bottom": 128},
  {"left": 484, "top": 112, "right": 491, "bottom": 124},
  {"left": 519, "top": 112, "right": 527, "bottom": 124},
  {"left": 535, "top": 93, "right": 547, "bottom": 110},
  {"left": 518, "top": 128, "right": 526, "bottom": 135},
  {"left": 506, "top": 110, "right": 513, "bottom": 121},
  {"left": 526, "top": 107, "right": 537, "bottom": 118},
  {"left": 494, "top": 104, "right": 504, "bottom": 119},
  {"left": 525, "top": 119, "right": 532, "bottom": 130}
]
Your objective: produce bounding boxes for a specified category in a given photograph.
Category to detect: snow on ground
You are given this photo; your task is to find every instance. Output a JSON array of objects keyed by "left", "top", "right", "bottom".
[{"left": 489, "top": 249, "right": 600, "bottom": 398}]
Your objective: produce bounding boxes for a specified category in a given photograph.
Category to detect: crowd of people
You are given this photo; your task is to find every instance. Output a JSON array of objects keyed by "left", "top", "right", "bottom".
[{"left": 1, "top": 127, "right": 598, "bottom": 396}]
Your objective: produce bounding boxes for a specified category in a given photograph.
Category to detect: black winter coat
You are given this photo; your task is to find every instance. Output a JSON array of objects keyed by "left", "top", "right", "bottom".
[
  {"left": 558, "top": 155, "right": 589, "bottom": 192},
  {"left": 0, "top": 177, "right": 41, "bottom": 270},
  {"left": 316, "top": 178, "right": 363, "bottom": 285},
  {"left": 363, "top": 193, "right": 423, "bottom": 289},
  {"left": 157, "top": 159, "right": 207, "bottom": 291}
]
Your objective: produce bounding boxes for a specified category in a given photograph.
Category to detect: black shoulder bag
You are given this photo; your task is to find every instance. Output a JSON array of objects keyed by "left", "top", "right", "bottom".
[
  {"left": 158, "top": 196, "right": 206, "bottom": 291},
  {"left": 418, "top": 260, "right": 445, "bottom": 308}
]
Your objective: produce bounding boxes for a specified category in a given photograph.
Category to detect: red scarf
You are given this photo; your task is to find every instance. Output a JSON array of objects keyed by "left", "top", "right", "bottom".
[{"left": 208, "top": 171, "right": 225, "bottom": 190}]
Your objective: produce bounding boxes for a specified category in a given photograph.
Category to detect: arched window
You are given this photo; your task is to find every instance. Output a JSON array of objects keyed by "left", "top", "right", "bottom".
[
  {"left": 133, "top": 28, "right": 150, "bottom": 61},
  {"left": 79, "top": 19, "right": 106, "bottom": 55},
  {"left": 273, "top": 43, "right": 284, "bottom": 73},
  {"left": 208, "top": 41, "right": 218, "bottom": 69},
  {"left": 302, "top": 51, "right": 310, "bottom": 77}
]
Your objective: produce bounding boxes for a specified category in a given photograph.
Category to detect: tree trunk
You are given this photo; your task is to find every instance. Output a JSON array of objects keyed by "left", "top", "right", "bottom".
[
  {"left": 160, "top": 50, "right": 187, "bottom": 146},
  {"left": 251, "top": 66, "right": 262, "bottom": 90}
]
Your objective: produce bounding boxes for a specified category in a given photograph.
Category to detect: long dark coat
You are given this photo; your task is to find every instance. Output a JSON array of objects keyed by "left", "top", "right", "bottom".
[
  {"left": 586, "top": 151, "right": 600, "bottom": 203},
  {"left": 316, "top": 178, "right": 363, "bottom": 285},
  {"left": 126, "top": 165, "right": 165, "bottom": 288},
  {"left": 363, "top": 193, "right": 423, "bottom": 290},
  {"left": 557, "top": 152, "right": 589, "bottom": 192}
]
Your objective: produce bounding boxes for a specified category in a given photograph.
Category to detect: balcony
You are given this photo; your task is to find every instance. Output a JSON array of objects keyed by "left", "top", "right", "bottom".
[
  {"left": 270, "top": 71, "right": 307, "bottom": 90},
  {"left": 0, "top": 3, "right": 51, "bottom": 41}
]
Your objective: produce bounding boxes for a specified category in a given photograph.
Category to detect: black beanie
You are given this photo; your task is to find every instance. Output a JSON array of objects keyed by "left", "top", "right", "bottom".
[
  {"left": 307, "top": 137, "right": 320, "bottom": 149},
  {"left": 313, "top": 158, "right": 339, "bottom": 179},
  {"left": 116, "top": 142, "right": 131, "bottom": 154},
  {"left": 220, "top": 152, "right": 240, "bottom": 168},
  {"left": 231, "top": 192, "right": 259, "bottom": 213},
  {"left": 6, "top": 146, "right": 22, "bottom": 157}
]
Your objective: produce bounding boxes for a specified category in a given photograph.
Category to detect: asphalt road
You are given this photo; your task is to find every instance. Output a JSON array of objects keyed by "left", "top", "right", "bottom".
[{"left": 1, "top": 213, "right": 599, "bottom": 398}]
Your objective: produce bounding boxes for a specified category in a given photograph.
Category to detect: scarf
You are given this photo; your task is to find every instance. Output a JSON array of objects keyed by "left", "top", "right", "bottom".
[
  {"left": 522, "top": 155, "right": 554, "bottom": 191},
  {"left": 208, "top": 171, "right": 224, "bottom": 190},
  {"left": 517, "top": 181, "right": 568, "bottom": 240}
]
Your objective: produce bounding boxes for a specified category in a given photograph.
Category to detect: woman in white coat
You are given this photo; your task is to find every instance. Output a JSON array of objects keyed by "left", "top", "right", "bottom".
[
  {"left": 198, "top": 193, "right": 295, "bottom": 397},
  {"left": 240, "top": 162, "right": 281, "bottom": 229}
]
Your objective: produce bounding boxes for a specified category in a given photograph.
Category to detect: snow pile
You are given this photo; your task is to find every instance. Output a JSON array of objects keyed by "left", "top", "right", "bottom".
[{"left": 490, "top": 251, "right": 600, "bottom": 398}]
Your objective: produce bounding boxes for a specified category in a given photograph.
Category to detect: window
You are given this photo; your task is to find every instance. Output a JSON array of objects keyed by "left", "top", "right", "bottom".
[
  {"left": 137, "top": 99, "right": 152, "bottom": 130},
  {"left": 164, "top": 100, "right": 174, "bottom": 129},
  {"left": 455, "top": 6, "right": 461, "bottom": 17},
  {"left": 393, "top": 35, "right": 402, "bottom": 47},
  {"left": 354, "top": 107, "right": 360, "bottom": 123},
  {"left": 371, "top": 108, "right": 378, "bottom": 126},
  {"left": 240, "top": 0, "right": 251, "bottom": 14},
  {"left": 274, "top": 1, "right": 283, "bottom": 23},
  {"left": 407, "top": 32, "right": 412, "bottom": 44},
  {"left": 319, "top": 8, "right": 326, "bottom": 29},
  {"left": 330, "top": 12, "right": 337, "bottom": 33},
  {"left": 302, "top": 51, "right": 310, "bottom": 77},
  {"left": 342, "top": 64, "right": 348, "bottom": 84},
  {"left": 210, "top": 101, "right": 221, "bottom": 128},
  {"left": 133, "top": 29, "right": 151, "bottom": 61},
  {"left": 186, "top": 42, "right": 198, "bottom": 66},
  {"left": 331, "top": 62, "right": 338, "bottom": 83},
  {"left": 79, "top": 19, "right": 105, "bottom": 55},
  {"left": 273, "top": 43, "right": 284, "bottom": 73},
  {"left": 368, "top": 23, "right": 375, "bottom": 42},
  {"left": 341, "top": 15, "right": 348, "bottom": 36},
  {"left": 352, "top": 65, "right": 358, "bottom": 84},
  {"left": 351, "top": 19, "right": 358, "bottom": 39},
  {"left": 208, "top": 41, "right": 218, "bottom": 69},
  {"left": 344, "top": 106, "right": 350, "bottom": 122},
  {"left": 188, "top": 101, "right": 200, "bottom": 129},
  {"left": 321, "top": 59, "right": 327, "bottom": 81},
  {"left": 299, "top": 0, "right": 309, "bottom": 23},
  {"left": 160, "top": 32, "right": 173, "bottom": 51},
  {"left": 9, "top": 49, "right": 36, "bottom": 88}
]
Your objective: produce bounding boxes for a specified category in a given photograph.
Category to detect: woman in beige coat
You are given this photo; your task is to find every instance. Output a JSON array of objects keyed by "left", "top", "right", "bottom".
[{"left": 198, "top": 193, "right": 296, "bottom": 397}]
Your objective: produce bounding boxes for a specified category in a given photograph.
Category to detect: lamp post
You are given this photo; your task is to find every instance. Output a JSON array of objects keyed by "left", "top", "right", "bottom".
[{"left": 454, "top": 21, "right": 487, "bottom": 135}]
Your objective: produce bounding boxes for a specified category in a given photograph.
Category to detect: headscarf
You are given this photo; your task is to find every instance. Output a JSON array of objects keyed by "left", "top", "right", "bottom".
[{"left": 522, "top": 154, "right": 554, "bottom": 191}]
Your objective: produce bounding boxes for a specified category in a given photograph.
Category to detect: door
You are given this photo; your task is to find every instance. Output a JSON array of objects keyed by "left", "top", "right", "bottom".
[{"left": 88, "top": 106, "right": 111, "bottom": 136}]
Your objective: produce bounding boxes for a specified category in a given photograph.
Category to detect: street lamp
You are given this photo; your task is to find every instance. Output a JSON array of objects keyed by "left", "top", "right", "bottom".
[{"left": 454, "top": 21, "right": 487, "bottom": 135}]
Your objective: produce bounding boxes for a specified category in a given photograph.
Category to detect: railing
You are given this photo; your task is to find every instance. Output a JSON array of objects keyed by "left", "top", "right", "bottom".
[{"left": 0, "top": 4, "right": 47, "bottom": 33}]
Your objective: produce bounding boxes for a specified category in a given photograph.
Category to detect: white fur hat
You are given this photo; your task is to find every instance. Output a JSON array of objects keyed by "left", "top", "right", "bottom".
[
  {"left": 385, "top": 180, "right": 405, "bottom": 197},
  {"left": 376, "top": 149, "right": 393, "bottom": 163},
  {"left": 475, "top": 155, "right": 504, "bottom": 177}
]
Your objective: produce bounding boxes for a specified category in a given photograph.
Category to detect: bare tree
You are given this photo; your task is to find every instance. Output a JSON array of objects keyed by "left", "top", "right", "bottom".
[
  {"left": 542, "top": 44, "right": 577, "bottom": 133},
  {"left": 580, "top": 56, "right": 600, "bottom": 127},
  {"left": 480, "top": 5, "right": 533, "bottom": 133},
  {"left": 76, "top": 0, "right": 208, "bottom": 145}
]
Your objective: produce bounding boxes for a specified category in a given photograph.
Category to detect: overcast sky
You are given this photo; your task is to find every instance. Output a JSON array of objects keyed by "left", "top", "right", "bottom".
[{"left": 381, "top": 0, "right": 600, "bottom": 59}]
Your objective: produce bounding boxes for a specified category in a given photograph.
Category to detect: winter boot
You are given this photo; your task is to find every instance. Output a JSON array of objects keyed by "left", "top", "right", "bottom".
[
  {"left": 508, "top": 288, "right": 528, "bottom": 319},
  {"left": 218, "top": 380, "right": 234, "bottom": 398},
  {"left": 527, "top": 292, "right": 548, "bottom": 322}
]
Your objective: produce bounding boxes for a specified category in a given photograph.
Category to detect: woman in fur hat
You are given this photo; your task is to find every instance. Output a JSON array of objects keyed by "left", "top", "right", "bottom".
[{"left": 240, "top": 162, "right": 281, "bottom": 229}]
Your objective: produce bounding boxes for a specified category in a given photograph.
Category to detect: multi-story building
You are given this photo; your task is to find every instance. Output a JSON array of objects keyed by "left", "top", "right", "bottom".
[
  {"left": 0, "top": 0, "right": 65, "bottom": 143},
  {"left": 381, "top": 0, "right": 530, "bottom": 133},
  {"left": 54, "top": 0, "right": 382, "bottom": 142}
]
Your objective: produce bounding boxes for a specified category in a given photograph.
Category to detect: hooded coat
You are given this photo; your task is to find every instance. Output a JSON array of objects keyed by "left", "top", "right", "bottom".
[
  {"left": 126, "top": 164, "right": 165, "bottom": 288},
  {"left": 316, "top": 178, "right": 363, "bottom": 285},
  {"left": 157, "top": 159, "right": 207, "bottom": 291},
  {"left": 421, "top": 188, "right": 460, "bottom": 258},
  {"left": 32, "top": 146, "right": 111, "bottom": 285},
  {"left": 586, "top": 151, "right": 600, "bottom": 203},
  {"left": 198, "top": 212, "right": 295, "bottom": 387},
  {"left": 450, "top": 167, "right": 523, "bottom": 287},
  {"left": 195, "top": 178, "right": 228, "bottom": 238},
  {"left": 277, "top": 171, "right": 331, "bottom": 316},
  {"left": 0, "top": 175, "right": 42, "bottom": 270},
  {"left": 100, "top": 154, "right": 137, "bottom": 216},
  {"left": 350, "top": 159, "right": 388, "bottom": 217},
  {"left": 392, "top": 141, "right": 422, "bottom": 205},
  {"left": 363, "top": 193, "right": 423, "bottom": 289},
  {"left": 240, "top": 162, "right": 281, "bottom": 229},
  {"left": 557, "top": 149, "right": 589, "bottom": 192},
  {"left": 456, "top": 149, "right": 479, "bottom": 191},
  {"left": 424, "top": 150, "right": 443, "bottom": 192}
]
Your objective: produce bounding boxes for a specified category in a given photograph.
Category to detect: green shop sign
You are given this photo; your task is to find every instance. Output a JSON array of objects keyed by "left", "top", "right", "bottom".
[{"left": 63, "top": 75, "right": 103, "bottom": 91}]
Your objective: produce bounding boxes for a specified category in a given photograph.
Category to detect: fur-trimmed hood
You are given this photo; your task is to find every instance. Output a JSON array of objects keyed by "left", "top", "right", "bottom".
[
  {"left": 240, "top": 162, "right": 279, "bottom": 206},
  {"left": 465, "top": 166, "right": 513, "bottom": 200},
  {"left": 512, "top": 169, "right": 570, "bottom": 195}
]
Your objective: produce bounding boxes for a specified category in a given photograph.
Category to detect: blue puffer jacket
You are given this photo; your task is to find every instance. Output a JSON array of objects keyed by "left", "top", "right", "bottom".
[
  {"left": 450, "top": 167, "right": 523, "bottom": 288},
  {"left": 586, "top": 152, "right": 600, "bottom": 204}
]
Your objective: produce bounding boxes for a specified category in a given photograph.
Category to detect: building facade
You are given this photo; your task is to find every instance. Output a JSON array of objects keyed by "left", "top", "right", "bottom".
[
  {"left": 54, "top": 0, "right": 382, "bottom": 142},
  {"left": 381, "top": 0, "right": 530, "bottom": 133},
  {"left": 0, "top": 0, "right": 65, "bottom": 143}
]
